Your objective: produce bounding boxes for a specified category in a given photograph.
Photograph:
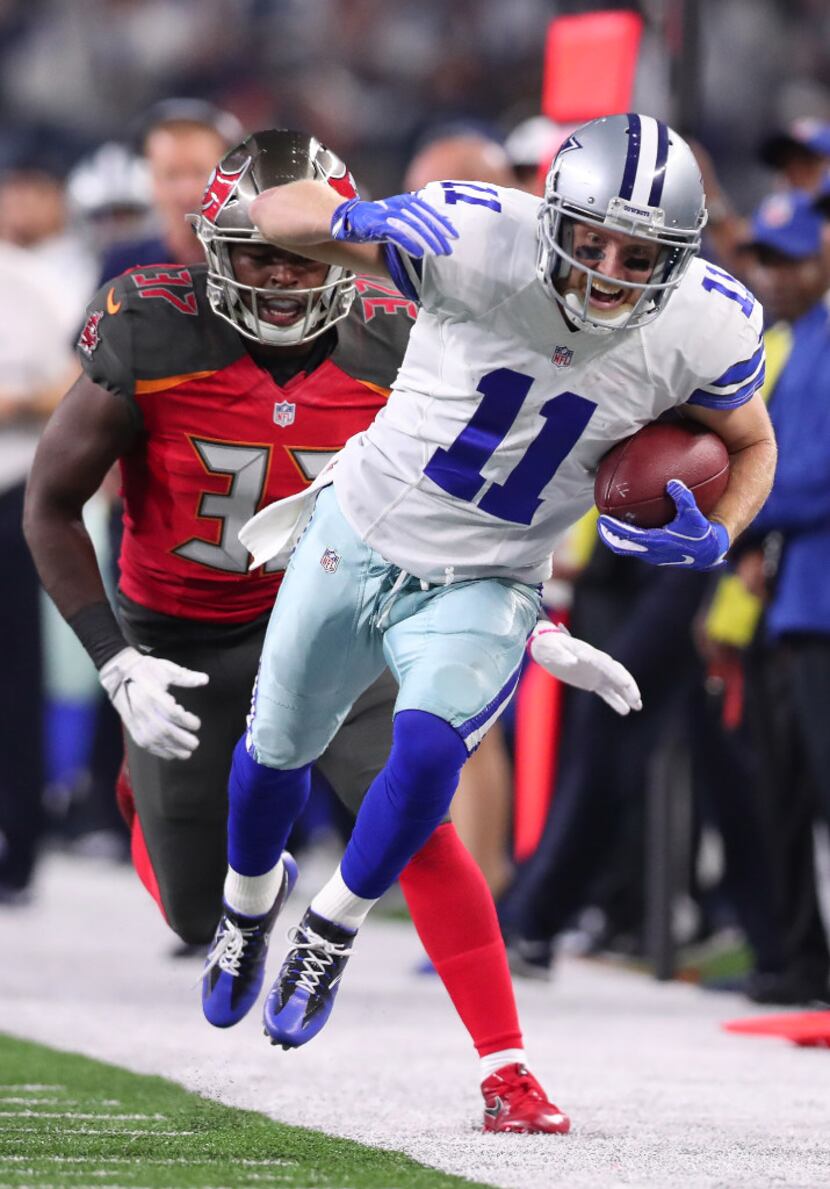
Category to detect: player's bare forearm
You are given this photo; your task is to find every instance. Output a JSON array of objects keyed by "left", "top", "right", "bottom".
[
  {"left": 683, "top": 392, "right": 777, "bottom": 541},
  {"left": 250, "top": 180, "right": 387, "bottom": 277},
  {"left": 23, "top": 375, "right": 137, "bottom": 620}
]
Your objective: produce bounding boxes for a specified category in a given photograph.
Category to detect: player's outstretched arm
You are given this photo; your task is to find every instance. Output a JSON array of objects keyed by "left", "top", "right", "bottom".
[
  {"left": 250, "top": 179, "right": 457, "bottom": 279},
  {"left": 23, "top": 376, "right": 207, "bottom": 761}
]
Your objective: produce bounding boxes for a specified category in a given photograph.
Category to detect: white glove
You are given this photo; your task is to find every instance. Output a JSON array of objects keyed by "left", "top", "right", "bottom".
[
  {"left": 99, "top": 647, "right": 209, "bottom": 760},
  {"left": 528, "top": 622, "right": 642, "bottom": 716}
]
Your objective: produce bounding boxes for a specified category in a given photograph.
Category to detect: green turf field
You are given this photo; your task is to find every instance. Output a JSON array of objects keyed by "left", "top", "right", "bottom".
[{"left": 0, "top": 1034, "right": 492, "bottom": 1189}]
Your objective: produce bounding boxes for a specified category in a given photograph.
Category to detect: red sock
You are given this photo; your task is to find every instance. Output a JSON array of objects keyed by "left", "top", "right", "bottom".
[{"left": 399, "top": 821, "right": 523, "bottom": 1057}]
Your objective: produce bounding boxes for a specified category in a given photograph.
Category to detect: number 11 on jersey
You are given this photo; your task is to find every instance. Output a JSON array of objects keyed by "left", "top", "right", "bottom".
[{"left": 423, "top": 367, "right": 597, "bottom": 525}]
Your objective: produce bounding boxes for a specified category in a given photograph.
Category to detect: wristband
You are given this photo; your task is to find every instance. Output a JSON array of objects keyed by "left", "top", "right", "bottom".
[{"left": 67, "top": 601, "right": 128, "bottom": 670}]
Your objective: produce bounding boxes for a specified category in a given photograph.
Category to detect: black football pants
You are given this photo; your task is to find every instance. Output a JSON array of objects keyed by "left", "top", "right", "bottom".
[{"left": 122, "top": 618, "right": 395, "bottom": 944}]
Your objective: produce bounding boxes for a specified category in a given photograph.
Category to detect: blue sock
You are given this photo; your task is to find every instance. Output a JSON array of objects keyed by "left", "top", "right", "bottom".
[
  {"left": 227, "top": 735, "right": 311, "bottom": 875},
  {"left": 340, "top": 710, "right": 468, "bottom": 899}
]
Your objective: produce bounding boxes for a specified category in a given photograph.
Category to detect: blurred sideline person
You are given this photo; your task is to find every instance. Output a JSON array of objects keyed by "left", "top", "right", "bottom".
[
  {"left": 23, "top": 130, "right": 634, "bottom": 1133},
  {"left": 0, "top": 241, "right": 77, "bottom": 899},
  {"left": 500, "top": 545, "right": 711, "bottom": 977},
  {"left": 503, "top": 115, "right": 577, "bottom": 195},
  {"left": 66, "top": 142, "right": 154, "bottom": 269},
  {"left": 690, "top": 118, "right": 830, "bottom": 282},
  {"left": 758, "top": 119, "right": 830, "bottom": 196},
  {"left": 207, "top": 114, "right": 774, "bottom": 1094},
  {"left": 0, "top": 164, "right": 96, "bottom": 334},
  {"left": 403, "top": 129, "right": 514, "bottom": 194},
  {"left": 98, "top": 99, "right": 243, "bottom": 283},
  {"left": 402, "top": 128, "right": 519, "bottom": 899},
  {"left": 726, "top": 189, "right": 830, "bottom": 1002}
]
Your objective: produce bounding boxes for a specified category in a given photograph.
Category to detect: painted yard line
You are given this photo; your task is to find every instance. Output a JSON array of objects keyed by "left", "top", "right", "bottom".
[
  {"left": 8, "top": 1126, "right": 196, "bottom": 1136},
  {"left": 0, "top": 1097, "right": 70, "bottom": 1104},
  {"left": 0, "top": 1156, "right": 291, "bottom": 1167},
  {"left": 0, "top": 1110, "right": 168, "bottom": 1119},
  {"left": 0, "top": 1184, "right": 217, "bottom": 1189},
  {"left": 0, "top": 1085, "right": 64, "bottom": 1091}
]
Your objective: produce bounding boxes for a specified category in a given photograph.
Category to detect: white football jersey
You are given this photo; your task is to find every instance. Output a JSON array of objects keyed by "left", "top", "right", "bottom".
[{"left": 333, "top": 181, "right": 765, "bottom": 584}]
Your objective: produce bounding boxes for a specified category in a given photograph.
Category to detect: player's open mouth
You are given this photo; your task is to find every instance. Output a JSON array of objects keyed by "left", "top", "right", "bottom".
[
  {"left": 588, "top": 279, "right": 626, "bottom": 308},
  {"left": 259, "top": 296, "right": 304, "bottom": 326}
]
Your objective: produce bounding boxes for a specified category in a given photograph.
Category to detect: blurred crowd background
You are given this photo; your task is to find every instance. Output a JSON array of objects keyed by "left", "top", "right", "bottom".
[{"left": 2, "top": 0, "right": 830, "bottom": 1010}]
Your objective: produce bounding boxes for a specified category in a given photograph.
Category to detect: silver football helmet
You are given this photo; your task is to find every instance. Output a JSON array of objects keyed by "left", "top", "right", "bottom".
[
  {"left": 536, "top": 113, "right": 707, "bottom": 333},
  {"left": 191, "top": 129, "right": 358, "bottom": 346}
]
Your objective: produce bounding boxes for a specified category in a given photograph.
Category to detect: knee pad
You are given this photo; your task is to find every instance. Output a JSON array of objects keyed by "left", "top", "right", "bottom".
[{"left": 384, "top": 710, "right": 469, "bottom": 821}]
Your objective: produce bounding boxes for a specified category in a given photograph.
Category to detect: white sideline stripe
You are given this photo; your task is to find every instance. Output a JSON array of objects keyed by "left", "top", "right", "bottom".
[
  {"left": 0, "top": 1109, "right": 167, "bottom": 1119},
  {"left": 0, "top": 1084, "right": 64, "bottom": 1091}
]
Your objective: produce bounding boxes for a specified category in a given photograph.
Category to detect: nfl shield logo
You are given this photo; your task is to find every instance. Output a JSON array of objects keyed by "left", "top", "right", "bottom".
[
  {"left": 273, "top": 401, "right": 296, "bottom": 428},
  {"left": 320, "top": 547, "right": 341, "bottom": 573},
  {"left": 552, "top": 344, "right": 573, "bottom": 368}
]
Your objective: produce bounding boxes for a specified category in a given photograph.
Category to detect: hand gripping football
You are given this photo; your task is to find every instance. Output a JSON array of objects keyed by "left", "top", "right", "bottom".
[{"left": 594, "top": 421, "right": 729, "bottom": 528}]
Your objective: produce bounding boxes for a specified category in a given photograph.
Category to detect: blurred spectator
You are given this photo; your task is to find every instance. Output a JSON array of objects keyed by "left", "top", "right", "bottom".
[
  {"left": 502, "top": 115, "right": 574, "bottom": 194},
  {"left": 66, "top": 141, "right": 154, "bottom": 265},
  {"left": 98, "top": 99, "right": 243, "bottom": 282},
  {"left": 500, "top": 549, "right": 711, "bottom": 979},
  {"left": 0, "top": 166, "right": 96, "bottom": 331},
  {"left": 719, "top": 189, "right": 830, "bottom": 1002},
  {"left": 758, "top": 119, "right": 830, "bottom": 195},
  {"left": 403, "top": 130, "right": 514, "bottom": 193},
  {"left": 0, "top": 0, "right": 243, "bottom": 140},
  {"left": 0, "top": 241, "right": 77, "bottom": 900}
]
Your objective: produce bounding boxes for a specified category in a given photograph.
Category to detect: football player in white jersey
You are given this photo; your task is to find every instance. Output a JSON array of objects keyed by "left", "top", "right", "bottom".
[{"left": 202, "top": 115, "right": 777, "bottom": 1063}]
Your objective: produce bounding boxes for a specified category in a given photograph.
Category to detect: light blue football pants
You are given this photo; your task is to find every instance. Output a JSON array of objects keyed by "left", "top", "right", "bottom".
[{"left": 248, "top": 485, "right": 541, "bottom": 766}]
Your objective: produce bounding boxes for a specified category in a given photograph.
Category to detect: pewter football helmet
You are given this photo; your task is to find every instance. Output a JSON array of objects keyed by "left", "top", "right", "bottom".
[
  {"left": 536, "top": 113, "right": 707, "bottom": 333},
  {"left": 191, "top": 129, "right": 358, "bottom": 346}
]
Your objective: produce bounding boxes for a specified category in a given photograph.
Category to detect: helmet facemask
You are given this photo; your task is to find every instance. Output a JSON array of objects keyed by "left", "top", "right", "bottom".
[
  {"left": 536, "top": 203, "right": 697, "bottom": 335},
  {"left": 194, "top": 219, "right": 356, "bottom": 346}
]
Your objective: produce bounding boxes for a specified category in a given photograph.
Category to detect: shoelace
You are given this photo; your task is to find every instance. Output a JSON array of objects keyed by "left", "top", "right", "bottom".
[
  {"left": 284, "top": 925, "right": 353, "bottom": 995},
  {"left": 487, "top": 1071, "right": 545, "bottom": 1110},
  {"left": 203, "top": 918, "right": 259, "bottom": 978}
]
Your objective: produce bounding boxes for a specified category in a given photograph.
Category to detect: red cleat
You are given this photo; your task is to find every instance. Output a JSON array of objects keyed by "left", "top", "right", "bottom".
[{"left": 481, "top": 1064, "right": 571, "bottom": 1135}]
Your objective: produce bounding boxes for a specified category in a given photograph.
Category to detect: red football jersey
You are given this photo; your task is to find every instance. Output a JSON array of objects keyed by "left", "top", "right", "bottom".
[{"left": 80, "top": 266, "right": 415, "bottom": 621}]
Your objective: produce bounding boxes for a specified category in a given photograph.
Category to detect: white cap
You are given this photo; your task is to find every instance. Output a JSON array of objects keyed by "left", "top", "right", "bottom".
[{"left": 504, "top": 115, "right": 576, "bottom": 168}]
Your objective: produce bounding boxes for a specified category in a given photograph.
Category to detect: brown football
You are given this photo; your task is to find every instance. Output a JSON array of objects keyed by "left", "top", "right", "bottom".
[{"left": 594, "top": 421, "right": 730, "bottom": 528}]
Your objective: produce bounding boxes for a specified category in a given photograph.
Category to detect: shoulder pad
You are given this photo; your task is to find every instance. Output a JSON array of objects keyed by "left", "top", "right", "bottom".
[{"left": 78, "top": 265, "right": 243, "bottom": 395}]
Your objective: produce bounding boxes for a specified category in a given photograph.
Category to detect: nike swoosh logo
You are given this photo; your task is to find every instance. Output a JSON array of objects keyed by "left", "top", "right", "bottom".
[
  {"left": 483, "top": 1097, "right": 503, "bottom": 1118},
  {"left": 106, "top": 287, "right": 122, "bottom": 314},
  {"left": 659, "top": 554, "right": 695, "bottom": 567}
]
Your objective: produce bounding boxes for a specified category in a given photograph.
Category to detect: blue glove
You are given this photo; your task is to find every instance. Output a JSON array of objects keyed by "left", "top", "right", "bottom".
[
  {"left": 331, "top": 194, "right": 458, "bottom": 258},
  {"left": 597, "top": 479, "right": 730, "bottom": 571}
]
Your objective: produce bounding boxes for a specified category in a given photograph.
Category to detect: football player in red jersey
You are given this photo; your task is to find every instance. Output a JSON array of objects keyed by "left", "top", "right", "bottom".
[{"left": 24, "top": 129, "right": 635, "bottom": 1134}]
